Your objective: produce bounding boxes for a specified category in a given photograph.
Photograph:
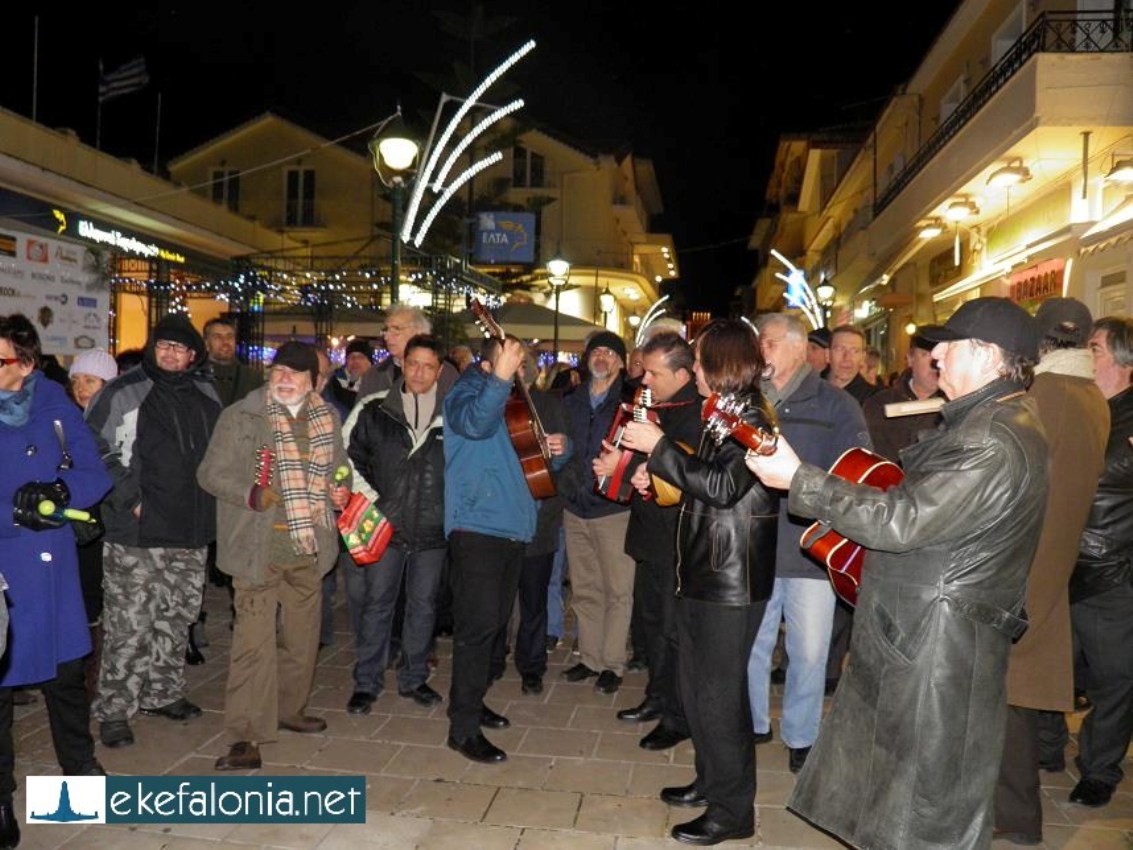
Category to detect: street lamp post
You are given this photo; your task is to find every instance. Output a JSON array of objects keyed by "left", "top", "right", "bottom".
[
  {"left": 369, "top": 112, "right": 420, "bottom": 306},
  {"left": 546, "top": 255, "right": 571, "bottom": 360}
]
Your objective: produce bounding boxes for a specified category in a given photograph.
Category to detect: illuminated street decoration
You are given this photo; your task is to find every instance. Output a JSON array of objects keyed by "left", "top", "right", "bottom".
[{"left": 771, "top": 248, "right": 823, "bottom": 330}]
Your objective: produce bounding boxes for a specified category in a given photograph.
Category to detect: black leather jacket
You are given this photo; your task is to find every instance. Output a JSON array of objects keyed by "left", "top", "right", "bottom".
[
  {"left": 344, "top": 384, "right": 447, "bottom": 551},
  {"left": 1072, "top": 386, "right": 1133, "bottom": 602},
  {"left": 648, "top": 395, "right": 779, "bottom": 605}
]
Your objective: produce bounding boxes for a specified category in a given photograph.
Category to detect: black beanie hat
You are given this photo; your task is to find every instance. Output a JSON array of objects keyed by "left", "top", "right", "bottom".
[
  {"left": 271, "top": 341, "right": 320, "bottom": 386},
  {"left": 151, "top": 313, "right": 204, "bottom": 356},
  {"left": 583, "top": 330, "right": 627, "bottom": 363},
  {"left": 345, "top": 338, "right": 374, "bottom": 360}
]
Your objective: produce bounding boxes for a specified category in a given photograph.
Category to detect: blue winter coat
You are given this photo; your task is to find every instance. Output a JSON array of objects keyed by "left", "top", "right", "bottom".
[
  {"left": 0, "top": 373, "right": 111, "bottom": 685},
  {"left": 443, "top": 366, "right": 537, "bottom": 543}
]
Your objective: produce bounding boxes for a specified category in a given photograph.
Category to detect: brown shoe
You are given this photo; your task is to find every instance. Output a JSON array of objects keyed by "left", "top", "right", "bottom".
[
  {"left": 278, "top": 716, "right": 327, "bottom": 734},
  {"left": 215, "top": 741, "right": 261, "bottom": 771}
]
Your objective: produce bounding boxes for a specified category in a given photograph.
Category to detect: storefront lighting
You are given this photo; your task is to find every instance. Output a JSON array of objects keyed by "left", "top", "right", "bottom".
[
  {"left": 1105, "top": 156, "right": 1133, "bottom": 184},
  {"left": 986, "top": 159, "right": 1031, "bottom": 188},
  {"left": 917, "top": 218, "right": 945, "bottom": 239}
]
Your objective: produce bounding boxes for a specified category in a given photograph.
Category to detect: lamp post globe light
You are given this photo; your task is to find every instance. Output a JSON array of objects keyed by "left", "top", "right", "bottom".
[
  {"left": 369, "top": 112, "right": 420, "bottom": 305},
  {"left": 546, "top": 255, "right": 571, "bottom": 360}
]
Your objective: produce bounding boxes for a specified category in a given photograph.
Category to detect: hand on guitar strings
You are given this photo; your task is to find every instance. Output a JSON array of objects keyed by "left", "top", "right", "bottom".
[
  {"left": 621, "top": 420, "right": 664, "bottom": 454},
  {"left": 744, "top": 434, "right": 801, "bottom": 491},
  {"left": 630, "top": 462, "right": 651, "bottom": 496},
  {"left": 545, "top": 432, "right": 568, "bottom": 457},
  {"left": 592, "top": 439, "right": 623, "bottom": 478}
]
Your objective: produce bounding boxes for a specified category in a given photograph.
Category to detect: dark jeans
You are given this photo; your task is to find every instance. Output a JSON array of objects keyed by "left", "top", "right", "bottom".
[
  {"left": 447, "top": 531, "right": 524, "bottom": 740},
  {"left": 639, "top": 555, "right": 687, "bottom": 734},
  {"left": 678, "top": 596, "right": 765, "bottom": 831},
  {"left": 343, "top": 545, "right": 446, "bottom": 695},
  {"left": 630, "top": 559, "right": 648, "bottom": 661},
  {"left": 0, "top": 658, "right": 97, "bottom": 799},
  {"left": 513, "top": 552, "right": 555, "bottom": 677}
]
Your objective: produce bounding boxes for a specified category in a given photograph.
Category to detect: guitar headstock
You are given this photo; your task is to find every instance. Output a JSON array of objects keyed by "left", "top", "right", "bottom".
[
  {"left": 702, "top": 393, "right": 779, "bottom": 456},
  {"left": 468, "top": 297, "right": 504, "bottom": 341}
]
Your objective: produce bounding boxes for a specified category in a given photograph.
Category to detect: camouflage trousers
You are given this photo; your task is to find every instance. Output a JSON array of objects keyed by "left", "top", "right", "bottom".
[{"left": 93, "top": 544, "right": 207, "bottom": 722}]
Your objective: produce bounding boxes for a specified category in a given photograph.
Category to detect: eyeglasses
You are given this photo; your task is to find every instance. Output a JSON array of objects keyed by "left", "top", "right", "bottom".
[
  {"left": 382, "top": 324, "right": 412, "bottom": 334},
  {"left": 0, "top": 357, "right": 22, "bottom": 368},
  {"left": 155, "top": 340, "right": 191, "bottom": 354}
]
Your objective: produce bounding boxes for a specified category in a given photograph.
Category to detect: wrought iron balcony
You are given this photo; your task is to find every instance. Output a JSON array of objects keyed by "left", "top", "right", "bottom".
[{"left": 874, "top": 10, "right": 1133, "bottom": 216}]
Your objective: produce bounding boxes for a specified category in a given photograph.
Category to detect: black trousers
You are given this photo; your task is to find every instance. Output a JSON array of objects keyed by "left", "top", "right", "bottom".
[
  {"left": 994, "top": 705, "right": 1042, "bottom": 838},
  {"left": 447, "top": 531, "right": 524, "bottom": 740},
  {"left": 513, "top": 552, "right": 555, "bottom": 678},
  {"left": 0, "top": 658, "right": 97, "bottom": 800},
  {"left": 629, "top": 560, "right": 648, "bottom": 660},
  {"left": 639, "top": 555, "right": 687, "bottom": 734},
  {"left": 677, "top": 596, "right": 765, "bottom": 831}
]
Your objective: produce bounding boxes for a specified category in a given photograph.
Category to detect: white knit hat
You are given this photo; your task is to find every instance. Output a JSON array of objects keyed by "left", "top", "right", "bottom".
[{"left": 68, "top": 348, "right": 119, "bottom": 382}]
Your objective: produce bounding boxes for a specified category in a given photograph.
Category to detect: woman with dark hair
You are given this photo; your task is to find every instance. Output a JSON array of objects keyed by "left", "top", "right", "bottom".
[
  {"left": 621, "top": 318, "right": 779, "bottom": 845},
  {"left": 0, "top": 315, "right": 111, "bottom": 847}
]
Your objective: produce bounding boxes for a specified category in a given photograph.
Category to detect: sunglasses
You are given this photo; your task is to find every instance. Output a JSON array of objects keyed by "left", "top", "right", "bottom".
[{"left": 0, "top": 357, "right": 22, "bottom": 368}]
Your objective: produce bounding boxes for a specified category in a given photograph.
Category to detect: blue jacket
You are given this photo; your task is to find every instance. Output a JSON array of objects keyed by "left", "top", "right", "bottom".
[
  {"left": 769, "top": 366, "right": 872, "bottom": 580},
  {"left": 0, "top": 373, "right": 111, "bottom": 685},
  {"left": 443, "top": 366, "right": 537, "bottom": 542}
]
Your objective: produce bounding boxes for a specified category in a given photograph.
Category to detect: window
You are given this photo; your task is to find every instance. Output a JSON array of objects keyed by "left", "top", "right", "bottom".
[
  {"left": 512, "top": 145, "right": 545, "bottom": 188},
  {"left": 939, "top": 75, "right": 968, "bottom": 126},
  {"left": 210, "top": 168, "right": 240, "bottom": 212},
  {"left": 285, "top": 168, "right": 316, "bottom": 227},
  {"left": 990, "top": 2, "right": 1025, "bottom": 65}
]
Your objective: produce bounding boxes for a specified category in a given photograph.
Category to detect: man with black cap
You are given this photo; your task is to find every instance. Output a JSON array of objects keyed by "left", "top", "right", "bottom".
[
  {"left": 332, "top": 337, "right": 375, "bottom": 410},
  {"left": 559, "top": 330, "right": 636, "bottom": 695},
  {"left": 993, "top": 297, "right": 1108, "bottom": 844},
  {"left": 862, "top": 326, "right": 948, "bottom": 464},
  {"left": 747, "top": 296, "right": 1050, "bottom": 850},
  {"left": 197, "top": 341, "right": 351, "bottom": 770},
  {"left": 84, "top": 313, "right": 222, "bottom": 750},
  {"left": 806, "top": 327, "right": 831, "bottom": 378}
]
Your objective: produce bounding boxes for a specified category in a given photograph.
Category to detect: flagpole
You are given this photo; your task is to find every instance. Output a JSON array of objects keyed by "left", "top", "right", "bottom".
[{"left": 152, "top": 92, "right": 162, "bottom": 174}]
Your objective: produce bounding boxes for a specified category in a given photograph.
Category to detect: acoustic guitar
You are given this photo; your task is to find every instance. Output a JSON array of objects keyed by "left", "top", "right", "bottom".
[
  {"left": 468, "top": 298, "right": 557, "bottom": 499},
  {"left": 798, "top": 447, "right": 903, "bottom": 607}
]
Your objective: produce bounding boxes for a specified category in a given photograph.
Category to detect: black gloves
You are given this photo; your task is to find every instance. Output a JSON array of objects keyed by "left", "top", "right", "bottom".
[{"left": 12, "top": 478, "right": 71, "bottom": 531}]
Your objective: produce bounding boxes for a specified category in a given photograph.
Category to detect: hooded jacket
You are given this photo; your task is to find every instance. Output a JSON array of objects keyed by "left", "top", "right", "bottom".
[{"left": 84, "top": 315, "right": 221, "bottom": 547}]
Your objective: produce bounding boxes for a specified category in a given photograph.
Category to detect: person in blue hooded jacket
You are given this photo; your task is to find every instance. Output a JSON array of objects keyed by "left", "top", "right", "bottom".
[
  {"left": 0, "top": 314, "right": 112, "bottom": 849},
  {"left": 442, "top": 333, "right": 567, "bottom": 764}
]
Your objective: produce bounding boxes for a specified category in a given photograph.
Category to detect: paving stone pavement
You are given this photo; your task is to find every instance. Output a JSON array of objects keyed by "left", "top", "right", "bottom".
[{"left": 8, "top": 582, "right": 1131, "bottom": 849}]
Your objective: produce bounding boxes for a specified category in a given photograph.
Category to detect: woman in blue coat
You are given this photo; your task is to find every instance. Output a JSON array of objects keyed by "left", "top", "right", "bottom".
[{"left": 0, "top": 314, "right": 111, "bottom": 849}]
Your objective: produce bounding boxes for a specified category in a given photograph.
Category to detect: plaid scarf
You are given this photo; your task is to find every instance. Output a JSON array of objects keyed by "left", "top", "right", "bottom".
[{"left": 266, "top": 389, "right": 336, "bottom": 555}]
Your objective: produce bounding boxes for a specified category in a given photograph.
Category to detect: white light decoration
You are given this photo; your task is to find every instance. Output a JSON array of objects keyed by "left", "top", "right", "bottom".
[
  {"left": 401, "top": 40, "right": 537, "bottom": 245},
  {"left": 411, "top": 152, "right": 503, "bottom": 247},
  {"left": 432, "top": 99, "right": 525, "bottom": 191},
  {"left": 635, "top": 295, "right": 671, "bottom": 346},
  {"left": 771, "top": 248, "right": 823, "bottom": 331}
]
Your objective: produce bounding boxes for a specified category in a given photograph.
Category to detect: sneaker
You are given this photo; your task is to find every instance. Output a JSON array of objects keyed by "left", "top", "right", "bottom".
[
  {"left": 99, "top": 720, "right": 134, "bottom": 748},
  {"left": 545, "top": 634, "right": 561, "bottom": 653}
]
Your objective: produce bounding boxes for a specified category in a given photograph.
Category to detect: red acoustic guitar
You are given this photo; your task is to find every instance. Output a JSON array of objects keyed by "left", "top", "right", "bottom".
[
  {"left": 701, "top": 393, "right": 779, "bottom": 456},
  {"left": 799, "top": 447, "right": 904, "bottom": 607},
  {"left": 596, "top": 385, "right": 655, "bottom": 504},
  {"left": 468, "top": 298, "right": 557, "bottom": 500}
]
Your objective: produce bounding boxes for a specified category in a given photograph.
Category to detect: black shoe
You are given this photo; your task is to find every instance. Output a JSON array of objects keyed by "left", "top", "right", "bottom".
[
  {"left": 789, "top": 746, "right": 811, "bottom": 773},
  {"left": 594, "top": 670, "right": 622, "bottom": 694},
  {"left": 447, "top": 733, "right": 506, "bottom": 763},
  {"left": 660, "top": 782, "right": 709, "bottom": 808},
  {"left": 346, "top": 691, "right": 376, "bottom": 715},
  {"left": 561, "top": 662, "right": 598, "bottom": 682},
  {"left": 480, "top": 706, "right": 510, "bottom": 729},
  {"left": 672, "top": 813, "right": 755, "bottom": 846},
  {"left": 0, "top": 801, "right": 19, "bottom": 850},
  {"left": 399, "top": 683, "right": 443, "bottom": 707},
  {"left": 626, "top": 655, "right": 648, "bottom": 672},
  {"left": 139, "top": 698, "right": 203, "bottom": 721},
  {"left": 521, "top": 674, "right": 543, "bottom": 695},
  {"left": 640, "top": 725, "right": 689, "bottom": 751},
  {"left": 753, "top": 730, "right": 772, "bottom": 744},
  {"left": 770, "top": 667, "right": 787, "bottom": 685},
  {"left": 617, "top": 700, "right": 662, "bottom": 723},
  {"left": 1069, "top": 777, "right": 1115, "bottom": 807},
  {"left": 99, "top": 720, "right": 134, "bottom": 748}
]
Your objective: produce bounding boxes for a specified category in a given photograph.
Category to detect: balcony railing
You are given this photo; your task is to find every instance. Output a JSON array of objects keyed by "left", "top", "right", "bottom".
[{"left": 874, "top": 10, "right": 1133, "bottom": 216}]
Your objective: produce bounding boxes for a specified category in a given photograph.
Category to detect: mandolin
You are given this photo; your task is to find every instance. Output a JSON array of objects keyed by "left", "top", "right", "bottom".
[
  {"left": 468, "top": 298, "right": 557, "bottom": 500},
  {"left": 596, "top": 386, "right": 655, "bottom": 504},
  {"left": 798, "top": 447, "right": 903, "bottom": 607}
]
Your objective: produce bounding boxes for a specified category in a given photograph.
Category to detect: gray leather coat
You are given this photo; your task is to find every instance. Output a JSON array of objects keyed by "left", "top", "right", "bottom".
[{"left": 786, "top": 378, "right": 1049, "bottom": 850}]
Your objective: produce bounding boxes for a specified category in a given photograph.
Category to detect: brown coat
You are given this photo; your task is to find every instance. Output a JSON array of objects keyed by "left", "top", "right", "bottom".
[{"left": 1006, "top": 366, "right": 1108, "bottom": 710}]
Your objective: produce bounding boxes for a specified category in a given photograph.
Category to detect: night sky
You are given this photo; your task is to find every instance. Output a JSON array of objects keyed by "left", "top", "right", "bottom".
[{"left": 2, "top": 3, "right": 962, "bottom": 315}]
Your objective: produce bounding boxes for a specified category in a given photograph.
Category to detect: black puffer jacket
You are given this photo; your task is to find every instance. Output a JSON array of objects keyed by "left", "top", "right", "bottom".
[
  {"left": 647, "top": 394, "right": 779, "bottom": 605},
  {"left": 344, "top": 383, "right": 446, "bottom": 552},
  {"left": 1071, "top": 385, "right": 1133, "bottom": 602}
]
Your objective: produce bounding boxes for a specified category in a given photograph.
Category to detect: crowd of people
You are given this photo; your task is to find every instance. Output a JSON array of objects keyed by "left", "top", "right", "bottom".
[{"left": 0, "top": 296, "right": 1127, "bottom": 849}]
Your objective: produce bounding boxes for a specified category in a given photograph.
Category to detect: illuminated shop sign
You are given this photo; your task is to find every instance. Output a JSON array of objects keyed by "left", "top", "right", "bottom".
[
  {"left": 1008, "top": 258, "right": 1066, "bottom": 302},
  {"left": 76, "top": 218, "right": 186, "bottom": 264}
]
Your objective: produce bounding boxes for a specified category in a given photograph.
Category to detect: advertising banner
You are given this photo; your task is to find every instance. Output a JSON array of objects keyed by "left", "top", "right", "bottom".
[
  {"left": 0, "top": 226, "right": 108, "bottom": 355},
  {"left": 474, "top": 212, "right": 536, "bottom": 264}
]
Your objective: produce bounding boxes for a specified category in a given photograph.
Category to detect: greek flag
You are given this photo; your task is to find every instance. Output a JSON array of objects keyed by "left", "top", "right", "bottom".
[{"left": 98, "top": 57, "right": 149, "bottom": 103}]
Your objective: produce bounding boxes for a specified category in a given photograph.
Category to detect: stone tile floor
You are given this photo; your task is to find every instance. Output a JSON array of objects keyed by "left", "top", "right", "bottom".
[{"left": 9, "top": 582, "right": 1132, "bottom": 848}]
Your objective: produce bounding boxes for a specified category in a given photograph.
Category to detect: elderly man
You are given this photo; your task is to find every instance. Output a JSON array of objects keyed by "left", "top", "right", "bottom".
[
  {"left": 85, "top": 313, "right": 221, "bottom": 749},
  {"left": 358, "top": 304, "right": 459, "bottom": 400},
  {"left": 198, "top": 342, "right": 350, "bottom": 770},
  {"left": 747, "top": 297, "right": 1049, "bottom": 850}
]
